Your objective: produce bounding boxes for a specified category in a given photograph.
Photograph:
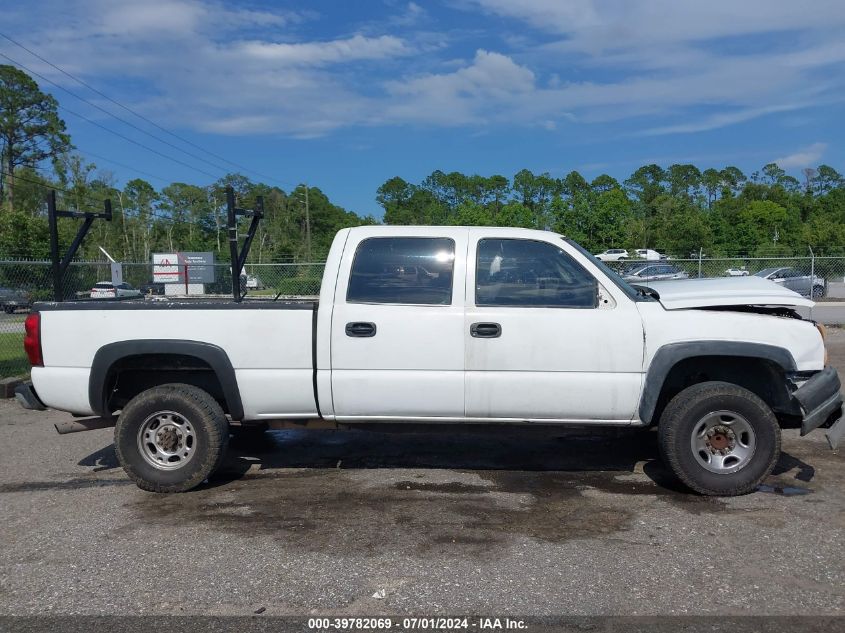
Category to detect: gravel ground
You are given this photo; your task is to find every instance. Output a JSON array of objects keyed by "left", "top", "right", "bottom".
[{"left": 0, "top": 340, "right": 844, "bottom": 618}]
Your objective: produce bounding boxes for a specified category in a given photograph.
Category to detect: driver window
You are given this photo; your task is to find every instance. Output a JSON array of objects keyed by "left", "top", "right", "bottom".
[{"left": 475, "top": 238, "right": 597, "bottom": 308}]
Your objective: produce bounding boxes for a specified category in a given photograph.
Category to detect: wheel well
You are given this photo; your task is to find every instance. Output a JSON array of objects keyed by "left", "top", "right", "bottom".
[
  {"left": 103, "top": 354, "right": 228, "bottom": 414},
  {"left": 650, "top": 355, "right": 797, "bottom": 426}
]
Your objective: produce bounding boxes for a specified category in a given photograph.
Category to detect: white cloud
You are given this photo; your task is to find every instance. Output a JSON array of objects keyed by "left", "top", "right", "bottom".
[
  {"left": 384, "top": 50, "right": 536, "bottom": 125},
  {"left": 238, "top": 35, "right": 410, "bottom": 65},
  {"left": 773, "top": 143, "right": 828, "bottom": 169},
  {"left": 637, "top": 104, "right": 809, "bottom": 136},
  {"left": 1, "top": 0, "right": 843, "bottom": 138},
  {"left": 390, "top": 2, "right": 428, "bottom": 27},
  {"left": 469, "top": 0, "right": 845, "bottom": 54}
]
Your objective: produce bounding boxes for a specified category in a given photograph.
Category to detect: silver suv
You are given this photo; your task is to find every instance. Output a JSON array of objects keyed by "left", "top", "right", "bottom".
[{"left": 753, "top": 267, "right": 825, "bottom": 298}]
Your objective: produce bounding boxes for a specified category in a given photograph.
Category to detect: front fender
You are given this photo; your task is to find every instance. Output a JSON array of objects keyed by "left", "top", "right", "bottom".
[{"left": 639, "top": 341, "right": 797, "bottom": 424}]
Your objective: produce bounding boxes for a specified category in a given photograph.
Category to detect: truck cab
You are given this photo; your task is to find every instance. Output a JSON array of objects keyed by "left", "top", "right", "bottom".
[{"left": 322, "top": 227, "right": 643, "bottom": 423}]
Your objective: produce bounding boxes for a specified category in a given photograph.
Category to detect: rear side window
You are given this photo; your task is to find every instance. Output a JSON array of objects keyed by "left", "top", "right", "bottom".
[
  {"left": 347, "top": 237, "right": 455, "bottom": 305},
  {"left": 476, "top": 238, "right": 597, "bottom": 308}
]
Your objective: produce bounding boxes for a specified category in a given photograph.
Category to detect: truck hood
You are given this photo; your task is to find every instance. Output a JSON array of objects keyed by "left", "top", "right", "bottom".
[{"left": 639, "top": 277, "right": 814, "bottom": 310}]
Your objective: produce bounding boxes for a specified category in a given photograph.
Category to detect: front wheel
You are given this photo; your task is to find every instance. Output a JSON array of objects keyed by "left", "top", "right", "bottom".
[
  {"left": 658, "top": 381, "right": 780, "bottom": 496},
  {"left": 115, "top": 384, "right": 229, "bottom": 492}
]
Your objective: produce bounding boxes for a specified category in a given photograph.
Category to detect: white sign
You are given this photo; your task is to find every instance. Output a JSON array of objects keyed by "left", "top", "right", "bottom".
[
  {"left": 153, "top": 253, "right": 181, "bottom": 283},
  {"left": 110, "top": 262, "right": 123, "bottom": 285}
]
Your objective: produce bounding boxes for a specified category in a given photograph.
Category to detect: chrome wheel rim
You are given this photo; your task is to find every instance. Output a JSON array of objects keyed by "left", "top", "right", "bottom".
[
  {"left": 137, "top": 410, "right": 196, "bottom": 471},
  {"left": 690, "top": 410, "right": 756, "bottom": 474}
]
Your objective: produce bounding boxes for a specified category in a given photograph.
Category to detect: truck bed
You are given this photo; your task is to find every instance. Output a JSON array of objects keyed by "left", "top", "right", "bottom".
[{"left": 32, "top": 299, "right": 319, "bottom": 420}]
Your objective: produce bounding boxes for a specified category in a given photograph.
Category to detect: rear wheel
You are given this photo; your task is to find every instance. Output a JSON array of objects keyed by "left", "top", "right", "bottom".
[
  {"left": 115, "top": 383, "right": 229, "bottom": 492},
  {"left": 658, "top": 381, "right": 780, "bottom": 496},
  {"left": 812, "top": 285, "right": 825, "bottom": 299}
]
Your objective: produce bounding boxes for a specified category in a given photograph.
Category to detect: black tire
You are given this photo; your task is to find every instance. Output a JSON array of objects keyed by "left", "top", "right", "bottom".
[
  {"left": 114, "top": 383, "right": 229, "bottom": 493},
  {"left": 3, "top": 306, "right": 14, "bottom": 314},
  {"left": 658, "top": 381, "right": 780, "bottom": 496},
  {"left": 812, "top": 285, "right": 825, "bottom": 299}
]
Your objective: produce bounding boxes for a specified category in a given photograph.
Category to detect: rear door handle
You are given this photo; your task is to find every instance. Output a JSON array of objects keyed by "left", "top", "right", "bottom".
[
  {"left": 470, "top": 322, "right": 501, "bottom": 338},
  {"left": 345, "top": 322, "right": 377, "bottom": 337}
]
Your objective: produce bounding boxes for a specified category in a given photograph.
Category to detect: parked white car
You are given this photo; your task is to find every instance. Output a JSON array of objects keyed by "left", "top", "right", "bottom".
[
  {"left": 724, "top": 268, "right": 749, "bottom": 277},
  {"left": 245, "top": 275, "right": 265, "bottom": 290},
  {"left": 89, "top": 282, "right": 142, "bottom": 299},
  {"left": 634, "top": 248, "right": 664, "bottom": 261},
  {"left": 595, "top": 248, "right": 629, "bottom": 262},
  {"left": 16, "top": 226, "right": 843, "bottom": 497}
]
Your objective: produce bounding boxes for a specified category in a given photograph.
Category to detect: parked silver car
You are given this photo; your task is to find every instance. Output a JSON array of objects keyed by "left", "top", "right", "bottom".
[
  {"left": 753, "top": 267, "right": 825, "bottom": 298},
  {"left": 0, "top": 287, "right": 32, "bottom": 314},
  {"left": 623, "top": 264, "right": 690, "bottom": 283}
]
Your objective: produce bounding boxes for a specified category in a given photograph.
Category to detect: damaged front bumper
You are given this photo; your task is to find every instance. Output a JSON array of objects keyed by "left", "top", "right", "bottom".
[{"left": 792, "top": 366, "right": 844, "bottom": 449}]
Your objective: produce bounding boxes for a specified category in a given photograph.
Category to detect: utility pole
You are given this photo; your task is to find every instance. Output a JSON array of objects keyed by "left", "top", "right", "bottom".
[{"left": 298, "top": 183, "right": 312, "bottom": 259}]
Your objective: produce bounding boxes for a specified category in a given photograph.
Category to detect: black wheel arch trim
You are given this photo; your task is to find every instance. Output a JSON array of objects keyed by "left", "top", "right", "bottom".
[
  {"left": 639, "top": 341, "right": 797, "bottom": 425},
  {"left": 89, "top": 339, "right": 244, "bottom": 420}
]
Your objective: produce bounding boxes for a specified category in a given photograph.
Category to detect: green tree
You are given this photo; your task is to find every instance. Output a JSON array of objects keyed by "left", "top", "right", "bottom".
[
  {"left": 667, "top": 164, "right": 702, "bottom": 200},
  {"left": 624, "top": 164, "right": 666, "bottom": 209},
  {"left": 0, "top": 65, "right": 71, "bottom": 210},
  {"left": 701, "top": 168, "right": 722, "bottom": 209},
  {"left": 649, "top": 195, "right": 711, "bottom": 256},
  {"left": 736, "top": 200, "right": 800, "bottom": 253},
  {"left": 719, "top": 166, "right": 747, "bottom": 196},
  {"left": 761, "top": 163, "right": 786, "bottom": 185},
  {"left": 812, "top": 165, "right": 844, "bottom": 195}
]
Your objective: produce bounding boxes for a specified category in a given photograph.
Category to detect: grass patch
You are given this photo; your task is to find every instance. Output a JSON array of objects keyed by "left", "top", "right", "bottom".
[{"left": 0, "top": 332, "right": 28, "bottom": 378}]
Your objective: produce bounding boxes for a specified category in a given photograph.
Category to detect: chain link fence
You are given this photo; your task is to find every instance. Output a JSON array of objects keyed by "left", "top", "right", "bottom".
[
  {"left": 2, "top": 255, "right": 845, "bottom": 377},
  {"left": 604, "top": 256, "right": 845, "bottom": 300}
]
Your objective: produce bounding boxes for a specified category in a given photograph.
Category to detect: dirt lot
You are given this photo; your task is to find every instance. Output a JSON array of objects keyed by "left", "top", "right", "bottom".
[{"left": 0, "top": 337, "right": 844, "bottom": 618}]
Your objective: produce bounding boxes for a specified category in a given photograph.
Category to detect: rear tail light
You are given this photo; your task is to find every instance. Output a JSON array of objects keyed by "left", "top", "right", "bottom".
[{"left": 23, "top": 312, "right": 43, "bottom": 367}]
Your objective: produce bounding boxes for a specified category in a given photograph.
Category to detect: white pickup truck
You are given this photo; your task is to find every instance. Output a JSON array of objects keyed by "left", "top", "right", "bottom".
[{"left": 16, "top": 226, "right": 844, "bottom": 495}]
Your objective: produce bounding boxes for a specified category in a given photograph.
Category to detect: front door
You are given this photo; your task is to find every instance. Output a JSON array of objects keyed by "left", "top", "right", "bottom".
[
  {"left": 331, "top": 230, "right": 468, "bottom": 420},
  {"left": 464, "top": 230, "right": 644, "bottom": 421}
]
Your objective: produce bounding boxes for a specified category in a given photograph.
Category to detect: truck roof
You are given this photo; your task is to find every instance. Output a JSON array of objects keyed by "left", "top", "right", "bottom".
[{"left": 345, "top": 225, "right": 565, "bottom": 240}]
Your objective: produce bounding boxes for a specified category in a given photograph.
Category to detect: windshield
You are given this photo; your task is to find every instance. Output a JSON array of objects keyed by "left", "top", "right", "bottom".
[
  {"left": 753, "top": 268, "right": 780, "bottom": 278},
  {"left": 563, "top": 237, "right": 653, "bottom": 301}
]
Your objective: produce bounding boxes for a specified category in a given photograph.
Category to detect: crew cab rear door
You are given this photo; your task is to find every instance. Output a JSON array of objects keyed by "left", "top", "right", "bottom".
[{"left": 330, "top": 228, "right": 468, "bottom": 420}]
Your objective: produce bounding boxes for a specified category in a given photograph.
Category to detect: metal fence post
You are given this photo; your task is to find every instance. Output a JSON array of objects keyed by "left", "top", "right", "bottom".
[
  {"left": 698, "top": 248, "right": 703, "bottom": 279},
  {"left": 809, "top": 246, "right": 815, "bottom": 300}
]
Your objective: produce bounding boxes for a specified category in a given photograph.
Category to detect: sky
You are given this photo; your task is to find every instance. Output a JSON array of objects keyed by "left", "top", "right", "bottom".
[{"left": 2, "top": 0, "right": 844, "bottom": 218}]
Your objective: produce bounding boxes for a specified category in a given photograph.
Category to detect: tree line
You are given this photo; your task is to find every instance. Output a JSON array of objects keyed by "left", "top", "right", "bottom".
[
  {"left": 378, "top": 164, "right": 845, "bottom": 256},
  {"left": 2, "top": 63, "right": 844, "bottom": 263}
]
